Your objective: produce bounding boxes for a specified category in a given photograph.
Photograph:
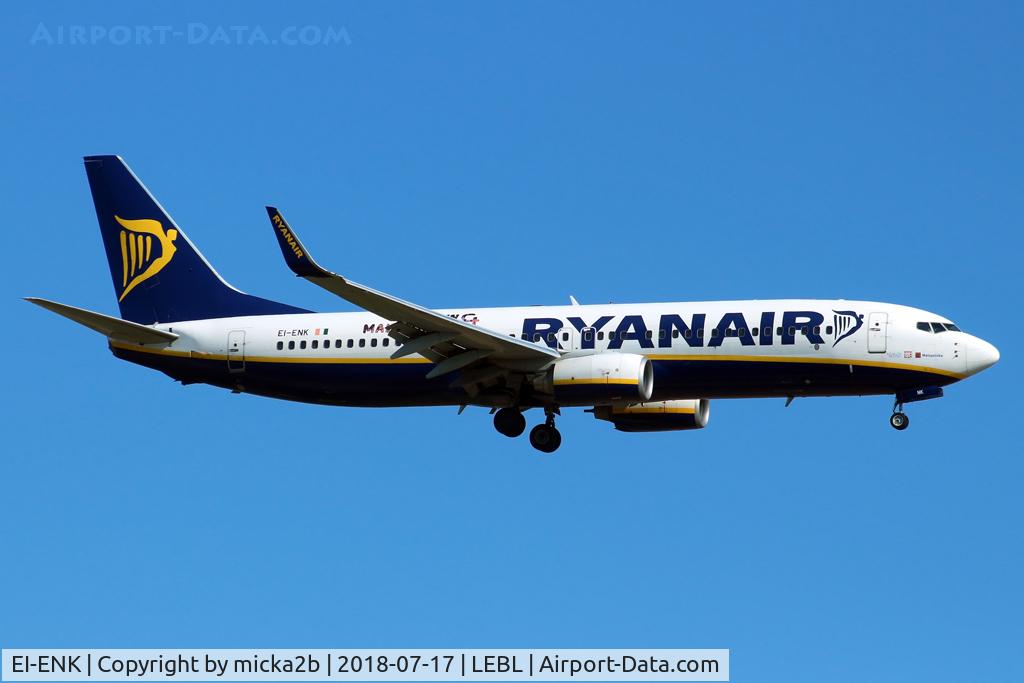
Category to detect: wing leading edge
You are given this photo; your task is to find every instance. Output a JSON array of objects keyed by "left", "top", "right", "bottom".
[{"left": 265, "top": 207, "right": 558, "bottom": 372}]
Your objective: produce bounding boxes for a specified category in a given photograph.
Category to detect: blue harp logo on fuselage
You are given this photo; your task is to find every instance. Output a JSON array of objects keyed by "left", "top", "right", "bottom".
[
  {"left": 832, "top": 310, "right": 864, "bottom": 346},
  {"left": 116, "top": 215, "right": 178, "bottom": 302}
]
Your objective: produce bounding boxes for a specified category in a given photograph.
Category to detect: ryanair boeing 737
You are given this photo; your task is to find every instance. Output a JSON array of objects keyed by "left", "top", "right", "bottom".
[{"left": 27, "top": 156, "right": 1000, "bottom": 452}]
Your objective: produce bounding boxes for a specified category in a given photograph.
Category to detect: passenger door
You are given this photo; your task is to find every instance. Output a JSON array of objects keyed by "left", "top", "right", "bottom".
[
  {"left": 867, "top": 312, "right": 887, "bottom": 354},
  {"left": 227, "top": 330, "right": 246, "bottom": 372}
]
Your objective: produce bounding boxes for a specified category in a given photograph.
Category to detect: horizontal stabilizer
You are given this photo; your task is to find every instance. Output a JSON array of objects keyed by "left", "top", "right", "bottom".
[{"left": 25, "top": 297, "right": 179, "bottom": 344}]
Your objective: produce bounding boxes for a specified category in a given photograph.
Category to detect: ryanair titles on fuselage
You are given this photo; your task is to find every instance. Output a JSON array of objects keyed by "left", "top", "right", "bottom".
[{"left": 520, "top": 309, "right": 864, "bottom": 349}]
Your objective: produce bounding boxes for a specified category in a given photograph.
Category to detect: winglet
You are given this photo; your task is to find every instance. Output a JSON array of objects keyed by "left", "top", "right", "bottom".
[{"left": 265, "top": 206, "right": 332, "bottom": 278}]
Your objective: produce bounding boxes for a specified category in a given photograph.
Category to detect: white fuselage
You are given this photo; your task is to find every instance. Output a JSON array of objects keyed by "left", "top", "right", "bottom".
[{"left": 109, "top": 299, "right": 997, "bottom": 408}]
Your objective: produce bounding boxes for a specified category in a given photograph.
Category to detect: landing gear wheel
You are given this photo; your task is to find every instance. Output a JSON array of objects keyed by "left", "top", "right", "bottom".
[
  {"left": 529, "top": 424, "right": 562, "bottom": 453},
  {"left": 493, "top": 408, "right": 526, "bottom": 438},
  {"left": 890, "top": 412, "right": 910, "bottom": 431}
]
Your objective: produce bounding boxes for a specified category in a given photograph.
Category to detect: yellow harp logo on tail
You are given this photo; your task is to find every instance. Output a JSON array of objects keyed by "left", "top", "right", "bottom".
[{"left": 116, "top": 215, "right": 178, "bottom": 302}]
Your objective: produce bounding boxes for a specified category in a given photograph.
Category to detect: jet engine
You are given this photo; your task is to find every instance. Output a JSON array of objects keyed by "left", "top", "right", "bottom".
[
  {"left": 534, "top": 353, "right": 653, "bottom": 406},
  {"left": 593, "top": 399, "right": 711, "bottom": 432}
]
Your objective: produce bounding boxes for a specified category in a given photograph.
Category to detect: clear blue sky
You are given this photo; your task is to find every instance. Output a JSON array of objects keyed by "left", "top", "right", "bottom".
[{"left": 2, "top": 2, "right": 1021, "bottom": 681}]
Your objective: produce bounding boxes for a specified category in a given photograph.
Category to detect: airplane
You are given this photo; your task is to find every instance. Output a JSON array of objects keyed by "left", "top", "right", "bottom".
[{"left": 27, "top": 156, "right": 1000, "bottom": 453}]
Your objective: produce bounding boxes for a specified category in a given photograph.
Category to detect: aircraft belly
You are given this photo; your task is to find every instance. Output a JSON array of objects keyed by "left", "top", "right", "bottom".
[
  {"left": 649, "top": 358, "right": 958, "bottom": 400},
  {"left": 112, "top": 346, "right": 958, "bottom": 408}
]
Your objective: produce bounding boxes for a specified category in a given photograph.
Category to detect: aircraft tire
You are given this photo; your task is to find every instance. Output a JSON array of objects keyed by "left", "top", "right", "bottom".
[
  {"left": 889, "top": 412, "right": 910, "bottom": 431},
  {"left": 494, "top": 408, "right": 526, "bottom": 437},
  {"left": 529, "top": 424, "right": 561, "bottom": 453}
]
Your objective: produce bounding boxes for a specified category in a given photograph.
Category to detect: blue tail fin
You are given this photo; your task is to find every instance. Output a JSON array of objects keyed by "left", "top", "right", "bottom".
[{"left": 84, "top": 155, "right": 309, "bottom": 324}]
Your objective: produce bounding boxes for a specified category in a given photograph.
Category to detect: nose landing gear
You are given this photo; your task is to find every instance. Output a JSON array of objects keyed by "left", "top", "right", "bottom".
[
  {"left": 529, "top": 409, "right": 562, "bottom": 453},
  {"left": 889, "top": 410, "right": 910, "bottom": 430},
  {"left": 890, "top": 397, "right": 910, "bottom": 430}
]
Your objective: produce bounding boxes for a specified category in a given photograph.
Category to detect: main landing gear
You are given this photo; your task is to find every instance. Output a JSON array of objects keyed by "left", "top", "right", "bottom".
[
  {"left": 493, "top": 407, "right": 526, "bottom": 438},
  {"left": 492, "top": 407, "right": 562, "bottom": 452},
  {"left": 529, "top": 410, "right": 562, "bottom": 453}
]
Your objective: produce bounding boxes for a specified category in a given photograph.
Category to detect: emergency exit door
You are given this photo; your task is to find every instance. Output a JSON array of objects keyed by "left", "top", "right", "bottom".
[
  {"left": 227, "top": 330, "right": 246, "bottom": 372},
  {"left": 867, "top": 312, "right": 887, "bottom": 354}
]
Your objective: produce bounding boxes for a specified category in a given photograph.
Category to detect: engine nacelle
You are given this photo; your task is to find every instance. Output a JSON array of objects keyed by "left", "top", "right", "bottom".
[
  {"left": 593, "top": 399, "right": 711, "bottom": 432},
  {"left": 536, "top": 353, "right": 653, "bottom": 406}
]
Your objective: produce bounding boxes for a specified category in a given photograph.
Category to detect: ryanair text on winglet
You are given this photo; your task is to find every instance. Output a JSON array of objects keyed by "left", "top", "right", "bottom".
[{"left": 272, "top": 214, "right": 304, "bottom": 259}]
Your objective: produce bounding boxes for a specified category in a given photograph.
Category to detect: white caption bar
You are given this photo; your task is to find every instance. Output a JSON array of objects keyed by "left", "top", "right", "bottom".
[{"left": 2, "top": 650, "right": 728, "bottom": 682}]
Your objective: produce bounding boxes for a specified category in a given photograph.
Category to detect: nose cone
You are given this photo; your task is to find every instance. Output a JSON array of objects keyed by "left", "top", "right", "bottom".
[{"left": 964, "top": 335, "right": 1000, "bottom": 375}]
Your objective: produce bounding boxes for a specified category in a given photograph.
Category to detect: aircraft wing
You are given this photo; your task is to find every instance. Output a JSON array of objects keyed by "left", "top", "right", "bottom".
[
  {"left": 25, "top": 297, "right": 179, "bottom": 344},
  {"left": 265, "top": 207, "right": 558, "bottom": 371}
]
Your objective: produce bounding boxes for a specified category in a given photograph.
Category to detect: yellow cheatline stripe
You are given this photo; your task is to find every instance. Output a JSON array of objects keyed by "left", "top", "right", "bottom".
[
  {"left": 647, "top": 353, "right": 965, "bottom": 379},
  {"left": 107, "top": 342, "right": 963, "bottom": 378},
  {"left": 613, "top": 408, "right": 696, "bottom": 415},
  {"left": 553, "top": 378, "right": 638, "bottom": 386}
]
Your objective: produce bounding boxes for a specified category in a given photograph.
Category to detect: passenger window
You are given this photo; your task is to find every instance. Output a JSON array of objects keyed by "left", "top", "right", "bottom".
[
  {"left": 359, "top": 339, "right": 366, "bottom": 348},
  {"left": 659, "top": 330, "right": 667, "bottom": 339},
  {"left": 826, "top": 326, "right": 833, "bottom": 335},
  {"left": 764, "top": 327, "right": 771, "bottom": 337},
  {"left": 312, "top": 340, "right": 318, "bottom": 349},
  {"left": 598, "top": 331, "right": 605, "bottom": 340},
  {"left": 917, "top": 322, "right": 931, "bottom": 332},
  {"left": 276, "top": 341, "right": 283, "bottom": 350},
  {"left": 300, "top": 340, "right": 307, "bottom": 349},
  {"left": 751, "top": 328, "right": 758, "bottom": 336},
  {"left": 787, "top": 327, "right": 795, "bottom": 336},
  {"left": 673, "top": 330, "right": 680, "bottom": 339},
  {"left": 645, "top": 330, "right": 653, "bottom": 339},
  {"left": 371, "top": 338, "right": 378, "bottom": 347},
  {"left": 813, "top": 326, "right": 820, "bottom": 335},
  {"left": 562, "top": 332, "right": 569, "bottom": 341},
  {"left": 335, "top": 339, "right": 342, "bottom": 348},
  {"left": 383, "top": 338, "right": 390, "bottom": 347},
  {"left": 777, "top": 327, "right": 783, "bottom": 336},
  {"left": 608, "top": 331, "right": 616, "bottom": 341},
  {"left": 711, "top": 329, "right": 719, "bottom": 338},
  {"left": 288, "top": 341, "right": 295, "bottom": 350},
  {"left": 347, "top": 339, "right": 353, "bottom": 348},
  {"left": 684, "top": 330, "right": 691, "bottom": 339}
]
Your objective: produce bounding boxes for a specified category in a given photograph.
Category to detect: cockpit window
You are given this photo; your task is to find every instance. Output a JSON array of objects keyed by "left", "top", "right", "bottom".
[{"left": 918, "top": 321, "right": 962, "bottom": 333}]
